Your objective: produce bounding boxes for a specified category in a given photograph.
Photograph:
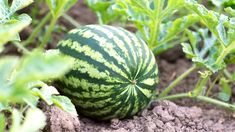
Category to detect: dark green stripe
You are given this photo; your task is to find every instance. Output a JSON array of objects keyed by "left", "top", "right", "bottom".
[
  {"left": 118, "top": 27, "right": 141, "bottom": 80},
  {"left": 102, "top": 25, "right": 137, "bottom": 78},
  {"left": 79, "top": 26, "right": 133, "bottom": 79},
  {"left": 137, "top": 65, "right": 158, "bottom": 82},
  {"left": 66, "top": 31, "right": 131, "bottom": 79},
  {"left": 135, "top": 48, "right": 154, "bottom": 79},
  {"left": 58, "top": 44, "right": 130, "bottom": 82},
  {"left": 100, "top": 90, "right": 131, "bottom": 119},
  {"left": 135, "top": 87, "right": 152, "bottom": 113},
  {"left": 124, "top": 91, "right": 136, "bottom": 117},
  {"left": 66, "top": 70, "right": 122, "bottom": 85},
  {"left": 136, "top": 82, "right": 156, "bottom": 90},
  {"left": 134, "top": 36, "right": 149, "bottom": 78},
  {"left": 69, "top": 83, "right": 128, "bottom": 103},
  {"left": 71, "top": 84, "right": 129, "bottom": 110}
]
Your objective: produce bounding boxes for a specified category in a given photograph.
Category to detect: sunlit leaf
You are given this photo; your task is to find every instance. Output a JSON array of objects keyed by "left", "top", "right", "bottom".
[
  {"left": 52, "top": 95, "right": 78, "bottom": 116},
  {"left": 46, "top": 0, "right": 77, "bottom": 18},
  {"left": 32, "top": 85, "right": 59, "bottom": 105},
  {"left": 10, "top": 0, "right": 33, "bottom": 14},
  {"left": 0, "top": 14, "right": 32, "bottom": 45},
  {"left": 0, "top": 114, "right": 5, "bottom": 132},
  {"left": 14, "top": 50, "right": 73, "bottom": 85},
  {"left": 159, "top": 14, "right": 200, "bottom": 45}
]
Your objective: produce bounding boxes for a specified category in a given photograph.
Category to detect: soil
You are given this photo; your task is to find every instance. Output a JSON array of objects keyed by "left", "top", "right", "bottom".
[
  {"left": 21, "top": 0, "right": 235, "bottom": 131},
  {"left": 39, "top": 102, "right": 81, "bottom": 132},
  {"left": 39, "top": 58, "right": 235, "bottom": 132}
]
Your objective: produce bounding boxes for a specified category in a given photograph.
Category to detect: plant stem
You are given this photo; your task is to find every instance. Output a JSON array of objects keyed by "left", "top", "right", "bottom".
[
  {"left": 96, "top": 12, "right": 104, "bottom": 25},
  {"left": 23, "top": 13, "right": 51, "bottom": 46},
  {"left": 224, "top": 69, "right": 232, "bottom": 80},
  {"left": 159, "top": 65, "right": 197, "bottom": 97},
  {"left": 152, "top": 37, "right": 188, "bottom": 55},
  {"left": 149, "top": 0, "right": 164, "bottom": 47},
  {"left": 215, "top": 48, "right": 228, "bottom": 65},
  {"left": 206, "top": 72, "right": 222, "bottom": 96},
  {"left": 39, "top": 17, "right": 58, "bottom": 49},
  {"left": 62, "top": 13, "right": 80, "bottom": 28},
  {"left": 13, "top": 41, "right": 30, "bottom": 54},
  {"left": 192, "top": 72, "right": 211, "bottom": 97},
  {"left": 157, "top": 93, "right": 235, "bottom": 110}
]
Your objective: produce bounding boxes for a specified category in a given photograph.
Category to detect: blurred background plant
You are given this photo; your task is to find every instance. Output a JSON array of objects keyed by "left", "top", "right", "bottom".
[{"left": 0, "top": 0, "right": 77, "bottom": 131}]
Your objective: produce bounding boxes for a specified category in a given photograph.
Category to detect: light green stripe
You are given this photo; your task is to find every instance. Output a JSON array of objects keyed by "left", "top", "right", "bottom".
[
  {"left": 107, "top": 26, "right": 137, "bottom": 66},
  {"left": 60, "top": 39, "right": 129, "bottom": 79},
  {"left": 86, "top": 25, "right": 132, "bottom": 74}
]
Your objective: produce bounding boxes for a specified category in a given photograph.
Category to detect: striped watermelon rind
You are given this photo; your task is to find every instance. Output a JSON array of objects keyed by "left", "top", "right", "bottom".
[{"left": 56, "top": 25, "right": 158, "bottom": 120}]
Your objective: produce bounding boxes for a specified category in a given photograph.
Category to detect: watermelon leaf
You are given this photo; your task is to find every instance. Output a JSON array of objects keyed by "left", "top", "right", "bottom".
[
  {"left": 86, "top": 0, "right": 121, "bottom": 24},
  {"left": 31, "top": 85, "right": 59, "bottom": 105},
  {"left": 0, "top": 14, "right": 32, "bottom": 46},
  {"left": 0, "top": 114, "right": 5, "bottom": 132},
  {"left": 183, "top": 0, "right": 235, "bottom": 72},
  {"left": 14, "top": 50, "right": 73, "bottom": 85},
  {"left": 181, "top": 28, "right": 224, "bottom": 73},
  {"left": 52, "top": 95, "right": 78, "bottom": 116},
  {"left": 152, "top": 14, "right": 200, "bottom": 54},
  {"left": 45, "top": 0, "right": 77, "bottom": 18},
  {"left": 0, "top": 0, "right": 33, "bottom": 46}
]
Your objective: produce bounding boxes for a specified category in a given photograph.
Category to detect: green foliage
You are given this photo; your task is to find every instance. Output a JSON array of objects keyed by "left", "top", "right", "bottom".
[
  {"left": 182, "top": 0, "right": 235, "bottom": 73},
  {"left": 40, "top": 0, "right": 77, "bottom": 48},
  {"left": 112, "top": 0, "right": 199, "bottom": 54},
  {"left": 0, "top": 0, "right": 77, "bottom": 131},
  {"left": 159, "top": 0, "right": 235, "bottom": 110},
  {"left": 86, "top": 0, "right": 123, "bottom": 24},
  {"left": 218, "top": 77, "right": 232, "bottom": 102},
  {"left": 0, "top": 0, "right": 33, "bottom": 48},
  {"left": 87, "top": 0, "right": 199, "bottom": 54},
  {"left": 46, "top": 0, "right": 77, "bottom": 18},
  {"left": 0, "top": 114, "right": 5, "bottom": 132},
  {"left": 52, "top": 96, "right": 77, "bottom": 116},
  {"left": 210, "top": 0, "right": 235, "bottom": 8},
  {"left": 0, "top": 50, "right": 73, "bottom": 103}
]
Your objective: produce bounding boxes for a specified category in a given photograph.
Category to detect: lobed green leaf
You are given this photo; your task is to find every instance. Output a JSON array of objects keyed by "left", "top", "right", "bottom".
[{"left": 52, "top": 95, "right": 78, "bottom": 116}]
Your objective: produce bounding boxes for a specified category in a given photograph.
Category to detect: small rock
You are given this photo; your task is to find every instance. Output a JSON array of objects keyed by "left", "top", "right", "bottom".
[
  {"left": 155, "top": 119, "right": 164, "bottom": 128},
  {"left": 110, "top": 118, "right": 120, "bottom": 129},
  {"left": 153, "top": 106, "right": 175, "bottom": 122},
  {"left": 164, "top": 122, "right": 175, "bottom": 132},
  {"left": 144, "top": 122, "right": 156, "bottom": 132}
]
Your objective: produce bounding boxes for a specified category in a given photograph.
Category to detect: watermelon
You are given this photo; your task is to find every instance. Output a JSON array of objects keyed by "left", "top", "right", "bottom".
[{"left": 56, "top": 25, "right": 158, "bottom": 120}]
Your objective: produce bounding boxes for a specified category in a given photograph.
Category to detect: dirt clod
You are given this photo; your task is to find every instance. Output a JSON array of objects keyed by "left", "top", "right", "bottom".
[
  {"left": 39, "top": 102, "right": 80, "bottom": 132},
  {"left": 79, "top": 100, "right": 235, "bottom": 132}
]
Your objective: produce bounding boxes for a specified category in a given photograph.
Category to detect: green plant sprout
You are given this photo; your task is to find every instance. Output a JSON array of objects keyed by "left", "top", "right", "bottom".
[{"left": 158, "top": 0, "right": 235, "bottom": 110}]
